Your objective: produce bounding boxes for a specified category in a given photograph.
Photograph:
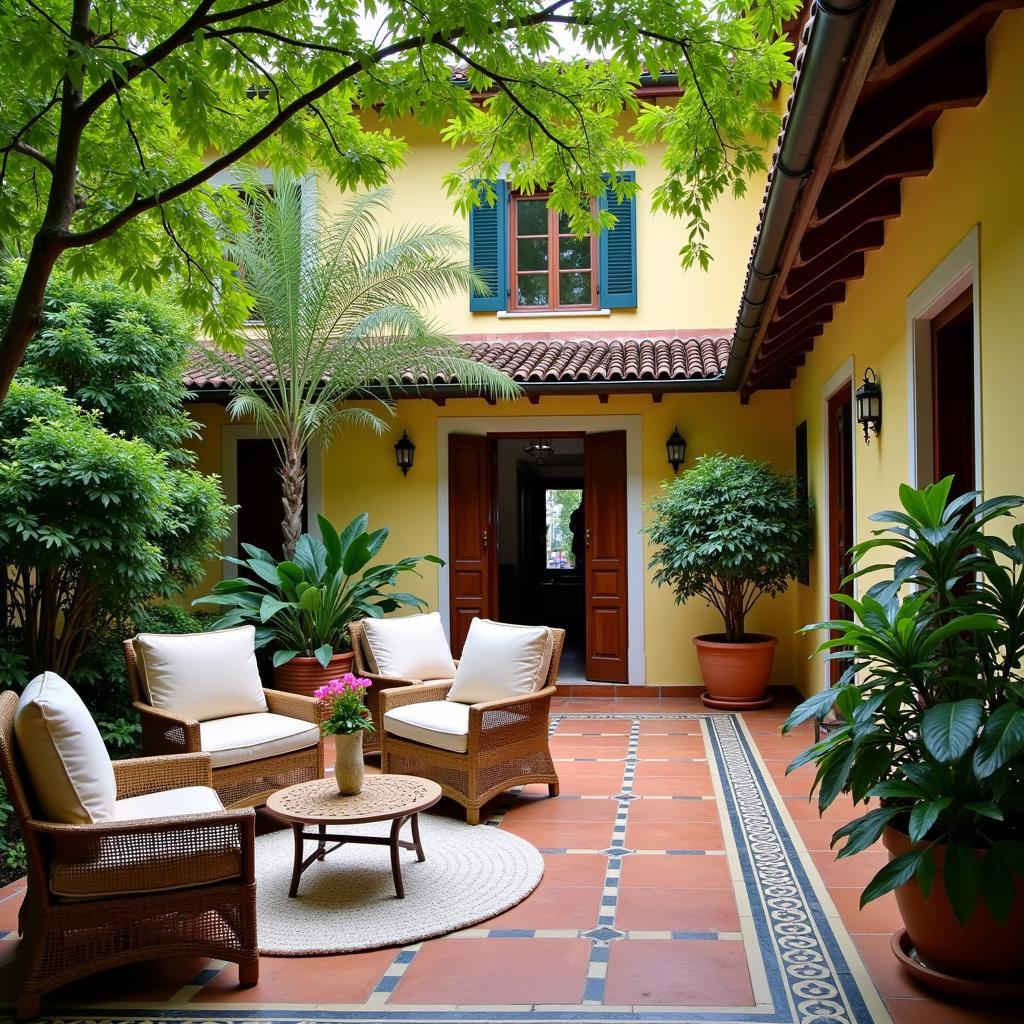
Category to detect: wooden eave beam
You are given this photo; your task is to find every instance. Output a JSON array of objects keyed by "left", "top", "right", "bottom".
[
  {"left": 764, "top": 303, "right": 836, "bottom": 341},
  {"left": 838, "top": 41, "right": 987, "bottom": 168},
  {"left": 754, "top": 323, "right": 825, "bottom": 367},
  {"left": 773, "top": 282, "right": 847, "bottom": 325},
  {"left": 799, "top": 182, "right": 902, "bottom": 263},
  {"left": 784, "top": 232, "right": 881, "bottom": 297},
  {"left": 814, "top": 132, "right": 933, "bottom": 223},
  {"left": 867, "top": 1, "right": 1019, "bottom": 84},
  {"left": 751, "top": 339, "right": 817, "bottom": 382}
]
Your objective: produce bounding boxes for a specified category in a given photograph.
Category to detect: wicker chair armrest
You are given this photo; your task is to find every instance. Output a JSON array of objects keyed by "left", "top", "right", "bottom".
[
  {"left": 112, "top": 752, "right": 213, "bottom": 799},
  {"left": 366, "top": 672, "right": 423, "bottom": 688},
  {"left": 134, "top": 701, "right": 201, "bottom": 754},
  {"left": 468, "top": 686, "right": 556, "bottom": 746},
  {"left": 468, "top": 685, "right": 557, "bottom": 717},
  {"left": 28, "top": 808, "right": 256, "bottom": 885},
  {"left": 379, "top": 681, "right": 454, "bottom": 714},
  {"left": 264, "top": 688, "right": 323, "bottom": 724}
]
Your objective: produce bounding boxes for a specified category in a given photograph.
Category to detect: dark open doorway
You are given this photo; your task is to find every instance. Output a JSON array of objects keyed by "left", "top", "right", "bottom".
[
  {"left": 235, "top": 438, "right": 307, "bottom": 564},
  {"left": 826, "top": 383, "right": 854, "bottom": 688},
  {"left": 931, "top": 287, "right": 976, "bottom": 499}
]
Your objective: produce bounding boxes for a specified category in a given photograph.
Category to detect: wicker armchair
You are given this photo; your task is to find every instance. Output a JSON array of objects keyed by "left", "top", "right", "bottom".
[
  {"left": 379, "top": 627, "right": 563, "bottom": 824},
  {"left": 123, "top": 639, "right": 325, "bottom": 808},
  {"left": 0, "top": 690, "right": 258, "bottom": 1021},
  {"left": 349, "top": 620, "right": 451, "bottom": 755}
]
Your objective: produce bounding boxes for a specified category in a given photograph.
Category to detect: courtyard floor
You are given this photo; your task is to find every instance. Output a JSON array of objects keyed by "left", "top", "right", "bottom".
[{"left": 0, "top": 691, "right": 1016, "bottom": 1023}]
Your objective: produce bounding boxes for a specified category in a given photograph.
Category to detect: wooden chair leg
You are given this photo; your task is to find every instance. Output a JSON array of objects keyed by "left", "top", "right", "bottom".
[
  {"left": 238, "top": 958, "right": 260, "bottom": 986},
  {"left": 16, "top": 992, "right": 41, "bottom": 1021},
  {"left": 466, "top": 805, "right": 481, "bottom": 825},
  {"left": 548, "top": 782, "right": 560, "bottom": 797}
]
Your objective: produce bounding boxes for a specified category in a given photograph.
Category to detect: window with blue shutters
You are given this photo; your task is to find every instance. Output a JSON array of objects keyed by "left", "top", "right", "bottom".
[
  {"left": 598, "top": 171, "right": 638, "bottom": 309},
  {"left": 468, "top": 174, "right": 637, "bottom": 312},
  {"left": 468, "top": 180, "right": 508, "bottom": 311}
]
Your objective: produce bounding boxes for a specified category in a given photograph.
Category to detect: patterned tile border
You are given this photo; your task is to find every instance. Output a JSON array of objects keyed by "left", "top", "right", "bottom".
[{"left": 19, "top": 712, "right": 890, "bottom": 1024}]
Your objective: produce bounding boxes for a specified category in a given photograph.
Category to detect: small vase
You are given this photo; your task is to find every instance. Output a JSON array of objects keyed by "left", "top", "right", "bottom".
[{"left": 333, "top": 732, "right": 364, "bottom": 795}]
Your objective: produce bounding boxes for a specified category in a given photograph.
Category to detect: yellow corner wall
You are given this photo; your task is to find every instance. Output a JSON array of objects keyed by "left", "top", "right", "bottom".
[
  {"left": 187, "top": 389, "right": 801, "bottom": 687},
  {"left": 316, "top": 113, "right": 768, "bottom": 334},
  {"left": 789, "top": 10, "right": 1024, "bottom": 695}
]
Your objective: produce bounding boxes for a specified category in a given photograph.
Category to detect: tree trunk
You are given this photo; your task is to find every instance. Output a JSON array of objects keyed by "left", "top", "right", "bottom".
[{"left": 279, "top": 436, "right": 306, "bottom": 560}]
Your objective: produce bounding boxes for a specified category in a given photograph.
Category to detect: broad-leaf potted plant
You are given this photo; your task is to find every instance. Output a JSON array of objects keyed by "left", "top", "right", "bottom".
[
  {"left": 646, "top": 453, "right": 810, "bottom": 708},
  {"left": 196, "top": 512, "right": 442, "bottom": 696},
  {"left": 784, "top": 479, "right": 1024, "bottom": 995}
]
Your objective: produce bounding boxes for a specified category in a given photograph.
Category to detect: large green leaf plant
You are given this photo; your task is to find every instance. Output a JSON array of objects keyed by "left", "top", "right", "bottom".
[
  {"left": 784, "top": 478, "right": 1024, "bottom": 926},
  {"left": 195, "top": 513, "right": 441, "bottom": 668}
]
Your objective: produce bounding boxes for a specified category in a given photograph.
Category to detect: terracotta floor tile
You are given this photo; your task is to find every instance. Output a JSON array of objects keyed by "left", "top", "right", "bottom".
[
  {"left": 626, "top": 798, "right": 722, "bottom": 823},
  {"left": 550, "top": 774, "right": 628, "bottom": 797},
  {"left": 811, "top": 850, "right": 889, "bottom": 888},
  {"left": 781, "top": 795, "right": 857, "bottom": 822},
  {"left": 616, "top": 885, "right": 740, "bottom": 932},
  {"left": 503, "top": 794, "right": 618, "bottom": 823},
  {"left": 501, "top": 819, "right": 614, "bottom": 850},
  {"left": 485, "top": 882, "right": 602, "bottom": 930},
  {"left": 829, "top": 886, "right": 904, "bottom": 935},
  {"left": 626, "top": 820, "right": 725, "bottom": 851},
  {"left": 885, "top": 996, "right": 1024, "bottom": 1024},
  {"left": 538, "top": 853, "right": 609, "bottom": 887},
  {"left": 605, "top": 938, "right": 754, "bottom": 1006},
  {"left": 853, "top": 933, "right": 933, "bottom": 999},
  {"left": 635, "top": 739, "right": 708, "bottom": 758},
  {"left": 557, "top": 720, "right": 633, "bottom": 735},
  {"left": 636, "top": 721, "right": 703, "bottom": 736},
  {"left": 792, "top": 817, "right": 860, "bottom": 852},
  {"left": 619, "top": 853, "right": 732, "bottom": 889},
  {"left": 391, "top": 937, "right": 590, "bottom": 1005},
  {"left": 203, "top": 948, "right": 396, "bottom": 1003},
  {"left": 52, "top": 956, "right": 213, "bottom": 1003},
  {"left": 632, "top": 776, "right": 716, "bottom": 798},
  {"left": 634, "top": 760, "right": 714, "bottom": 777}
]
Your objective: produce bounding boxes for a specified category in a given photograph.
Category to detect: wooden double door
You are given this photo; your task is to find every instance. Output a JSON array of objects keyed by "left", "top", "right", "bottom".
[{"left": 448, "top": 431, "right": 629, "bottom": 682}]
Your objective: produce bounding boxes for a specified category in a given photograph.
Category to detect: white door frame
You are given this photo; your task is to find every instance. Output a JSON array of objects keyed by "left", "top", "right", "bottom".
[
  {"left": 220, "top": 424, "right": 324, "bottom": 577},
  {"left": 906, "top": 225, "right": 982, "bottom": 491},
  {"left": 436, "top": 414, "right": 647, "bottom": 685},
  {"left": 820, "top": 358, "right": 857, "bottom": 692}
]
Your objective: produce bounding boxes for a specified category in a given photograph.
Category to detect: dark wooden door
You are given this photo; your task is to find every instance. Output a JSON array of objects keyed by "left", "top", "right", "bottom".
[
  {"left": 931, "top": 288, "right": 975, "bottom": 499},
  {"left": 448, "top": 434, "right": 496, "bottom": 656},
  {"left": 827, "top": 388, "right": 854, "bottom": 687},
  {"left": 236, "top": 439, "right": 306, "bottom": 563},
  {"left": 583, "top": 431, "right": 629, "bottom": 682}
]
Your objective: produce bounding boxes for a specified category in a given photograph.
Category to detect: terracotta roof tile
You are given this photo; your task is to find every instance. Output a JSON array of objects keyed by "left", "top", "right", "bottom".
[{"left": 183, "top": 332, "right": 733, "bottom": 392}]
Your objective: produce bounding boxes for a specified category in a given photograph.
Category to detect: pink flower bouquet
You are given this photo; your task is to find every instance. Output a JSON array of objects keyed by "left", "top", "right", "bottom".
[{"left": 314, "top": 673, "right": 375, "bottom": 736}]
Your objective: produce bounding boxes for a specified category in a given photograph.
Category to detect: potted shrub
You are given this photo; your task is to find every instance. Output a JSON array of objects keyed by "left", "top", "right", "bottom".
[
  {"left": 646, "top": 453, "right": 810, "bottom": 708},
  {"left": 783, "top": 478, "right": 1024, "bottom": 995},
  {"left": 196, "top": 512, "right": 442, "bottom": 696}
]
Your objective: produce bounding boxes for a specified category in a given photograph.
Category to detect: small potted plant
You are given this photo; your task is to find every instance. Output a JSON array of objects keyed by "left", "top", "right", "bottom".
[
  {"left": 645, "top": 453, "right": 810, "bottom": 708},
  {"left": 315, "top": 673, "right": 375, "bottom": 795},
  {"left": 784, "top": 478, "right": 1024, "bottom": 996},
  {"left": 195, "top": 512, "right": 442, "bottom": 695}
]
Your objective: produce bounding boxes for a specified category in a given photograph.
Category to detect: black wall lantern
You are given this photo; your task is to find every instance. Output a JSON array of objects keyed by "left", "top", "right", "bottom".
[
  {"left": 394, "top": 430, "right": 415, "bottom": 475},
  {"left": 666, "top": 426, "right": 687, "bottom": 475},
  {"left": 855, "top": 367, "right": 882, "bottom": 444}
]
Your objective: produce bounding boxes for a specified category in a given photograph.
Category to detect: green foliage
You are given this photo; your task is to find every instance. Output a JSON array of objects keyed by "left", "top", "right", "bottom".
[
  {"left": 196, "top": 513, "right": 441, "bottom": 667},
  {"left": 211, "top": 179, "right": 519, "bottom": 554},
  {"left": 645, "top": 454, "right": 810, "bottom": 642},
  {"left": 783, "top": 479, "right": 1024, "bottom": 926},
  {"left": 0, "top": 267, "right": 198, "bottom": 461},
  {"left": 0, "top": 0, "right": 797, "bottom": 361}
]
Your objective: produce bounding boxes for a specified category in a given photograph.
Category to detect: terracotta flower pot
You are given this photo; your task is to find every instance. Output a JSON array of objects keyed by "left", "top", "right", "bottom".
[
  {"left": 333, "top": 732, "right": 365, "bottom": 795},
  {"left": 273, "top": 652, "right": 355, "bottom": 697},
  {"left": 883, "top": 825, "right": 1024, "bottom": 984},
  {"left": 693, "top": 633, "right": 777, "bottom": 710}
]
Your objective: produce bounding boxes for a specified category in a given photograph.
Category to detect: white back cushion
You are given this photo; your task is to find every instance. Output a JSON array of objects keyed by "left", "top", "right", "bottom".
[
  {"left": 14, "top": 673, "right": 116, "bottom": 824},
  {"left": 360, "top": 612, "right": 456, "bottom": 680},
  {"left": 133, "top": 625, "right": 267, "bottom": 722},
  {"left": 447, "top": 619, "right": 554, "bottom": 705}
]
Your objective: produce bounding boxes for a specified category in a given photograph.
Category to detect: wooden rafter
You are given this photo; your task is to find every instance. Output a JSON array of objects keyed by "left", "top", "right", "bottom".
[{"left": 799, "top": 183, "right": 901, "bottom": 263}]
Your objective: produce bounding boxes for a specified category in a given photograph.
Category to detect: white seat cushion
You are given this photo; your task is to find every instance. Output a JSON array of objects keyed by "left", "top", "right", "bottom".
[
  {"left": 114, "top": 785, "right": 224, "bottom": 821},
  {"left": 361, "top": 612, "right": 457, "bottom": 680},
  {"left": 199, "top": 712, "right": 321, "bottom": 768},
  {"left": 383, "top": 700, "right": 470, "bottom": 754},
  {"left": 133, "top": 625, "right": 268, "bottom": 722},
  {"left": 447, "top": 620, "right": 554, "bottom": 706},
  {"left": 14, "top": 673, "right": 116, "bottom": 824}
]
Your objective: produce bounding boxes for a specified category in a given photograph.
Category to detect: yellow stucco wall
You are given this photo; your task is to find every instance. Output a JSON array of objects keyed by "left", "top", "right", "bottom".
[
  {"left": 788, "top": 10, "right": 1024, "bottom": 695},
  {"left": 315, "top": 111, "right": 768, "bottom": 335},
  {"left": 188, "top": 388, "right": 800, "bottom": 687}
]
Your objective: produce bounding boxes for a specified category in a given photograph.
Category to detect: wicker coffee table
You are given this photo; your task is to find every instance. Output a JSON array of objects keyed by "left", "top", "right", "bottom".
[{"left": 266, "top": 775, "right": 442, "bottom": 899}]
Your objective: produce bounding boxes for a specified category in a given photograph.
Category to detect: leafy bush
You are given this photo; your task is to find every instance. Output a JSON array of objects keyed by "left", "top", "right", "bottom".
[
  {"left": 196, "top": 513, "right": 441, "bottom": 666},
  {"left": 784, "top": 479, "right": 1024, "bottom": 925},
  {"left": 645, "top": 454, "right": 811, "bottom": 642}
]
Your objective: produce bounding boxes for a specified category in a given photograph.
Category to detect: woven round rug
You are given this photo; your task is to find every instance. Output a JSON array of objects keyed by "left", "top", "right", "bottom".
[{"left": 254, "top": 813, "right": 543, "bottom": 955}]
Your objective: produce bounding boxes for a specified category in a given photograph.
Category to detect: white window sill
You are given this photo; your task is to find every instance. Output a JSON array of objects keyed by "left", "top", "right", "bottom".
[{"left": 496, "top": 309, "right": 611, "bottom": 319}]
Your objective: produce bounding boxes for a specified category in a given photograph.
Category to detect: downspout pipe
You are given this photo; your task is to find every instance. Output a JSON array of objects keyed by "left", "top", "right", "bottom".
[{"left": 729, "top": 0, "right": 871, "bottom": 386}]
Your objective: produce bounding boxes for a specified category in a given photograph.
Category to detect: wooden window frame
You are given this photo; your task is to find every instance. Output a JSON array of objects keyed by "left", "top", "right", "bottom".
[{"left": 509, "top": 192, "right": 598, "bottom": 312}]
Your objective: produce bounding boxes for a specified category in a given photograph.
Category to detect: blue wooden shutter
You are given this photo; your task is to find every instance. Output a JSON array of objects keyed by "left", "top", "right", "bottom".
[
  {"left": 598, "top": 171, "right": 637, "bottom": 309},
  {"left": 469, "top": 179, "right": 508, "bottom": 311}
]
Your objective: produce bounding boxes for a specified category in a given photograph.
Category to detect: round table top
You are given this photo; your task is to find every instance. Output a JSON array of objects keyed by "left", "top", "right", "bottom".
[{"left": 267, "top": 775, "right": 443, "bottom": 826}]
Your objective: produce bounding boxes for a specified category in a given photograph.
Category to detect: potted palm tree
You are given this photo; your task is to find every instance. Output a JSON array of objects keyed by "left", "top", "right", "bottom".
[
  {"left": 784, "top": 479, "right": 1024, "bottom": 996},
  {"left": 204, "top": 176, "right": 518, "bottom": 559},
  {"left": 195, "top": 513, "right": 441, "bottom": 696},
  {"left": 645, "top": 453, "right": 810, "bottom": 708}
]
